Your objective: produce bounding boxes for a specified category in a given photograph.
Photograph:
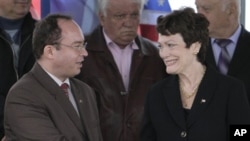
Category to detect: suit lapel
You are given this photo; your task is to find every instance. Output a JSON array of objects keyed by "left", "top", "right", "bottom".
[
  {"left": 228, "top": 28, "right": 250, "bottom": 75},
  {"left": 163, "top": 76, "right": 186, "bottom": 129},
  {"left": 130, "top": 49, "right": 143, "bottom": 83},
  {"left": 186, "top": 66, "right": 218, "bottom": 127},
  {"left": 55, "top": 85, "right": 85, "bottom": 135},
  {"left": 31, "top": 63, "right": 85, "bottom": 134},
  {"left": 130, "top": 36, "right": 154, "bottom": 87},
  {"left": 71, "top": 82, "right": 98, "bottom": 140}
]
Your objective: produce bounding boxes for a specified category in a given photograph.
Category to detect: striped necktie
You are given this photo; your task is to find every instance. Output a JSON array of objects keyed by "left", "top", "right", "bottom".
[
  {"left": 60, "top": 83, "right": 69, "bottom": 97},
  {"left": 215, "top": 39, "right": 231, "bottom": 75}
]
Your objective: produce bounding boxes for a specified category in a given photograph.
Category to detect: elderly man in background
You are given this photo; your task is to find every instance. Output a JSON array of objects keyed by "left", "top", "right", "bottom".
[
  {"left": 76, "top": 0, "right": 167, "bottom": 141},
  {"left": 195, "top": 0, "right": 250, "bottom": 103}
]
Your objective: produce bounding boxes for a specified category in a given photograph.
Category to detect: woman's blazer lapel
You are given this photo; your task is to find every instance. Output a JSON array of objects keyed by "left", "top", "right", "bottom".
[
  {"left": 162, "top": 76, "right": 186, "bottom": 130},
  {"left": 162, "top": 66, "right": 219, "bottom": 130},
  {"left": 186, "top": 66, "right": 218, "bottom": 128}
]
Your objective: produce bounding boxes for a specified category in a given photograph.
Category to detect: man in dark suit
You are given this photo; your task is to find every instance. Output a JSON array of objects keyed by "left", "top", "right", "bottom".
[
  {"left": 0, "top": 0, "right": 36, "bottom": 139},
  {"left": 195, "top": 0, "right": 250, "bottom": 103},
  {"left": 76, "top": 0, "right": 166, "bottom": 141},
  {"left": 4, "top": 14, "right": 103, "bottom": 141}
]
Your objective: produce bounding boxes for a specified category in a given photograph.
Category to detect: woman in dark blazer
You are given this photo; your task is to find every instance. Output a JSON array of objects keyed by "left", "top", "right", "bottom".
[{"left": 140, "top": 7, "right": 250, "bottom": 141}]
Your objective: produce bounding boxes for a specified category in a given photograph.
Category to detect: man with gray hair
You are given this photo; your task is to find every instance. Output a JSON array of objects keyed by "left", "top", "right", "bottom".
[
  {"left": 76, "top": 0, "right": 166, "bottom": 141},
  {"left": 195, "top": 0, "right": 250, "bottom": 103}
]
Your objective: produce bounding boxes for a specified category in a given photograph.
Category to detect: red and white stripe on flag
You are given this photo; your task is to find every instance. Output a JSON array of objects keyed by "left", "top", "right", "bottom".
[
  {"left": 30, "top": 0, "right": 41, "bottom": 20},
  {"left": 140, "top": 0, "right": 171, "bottom": 41}
]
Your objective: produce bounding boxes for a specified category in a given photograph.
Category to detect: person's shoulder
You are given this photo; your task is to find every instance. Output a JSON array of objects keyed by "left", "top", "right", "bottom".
[
  {"left": 215, "top": 71, "right": 244, "bottom": 88},
  {"left": 23, "top": 12, "right": 37, "bottom": 23},
  {"left": 206, "top": 65, "right": 241, "bottom": 84},
  {"left": 6, "top": 72, "right": 38, "bottom": 100},
  {"left": 146, "top": 75, "right": 175, "bottom": 100},
  {"left": 137, "top": 36, "right": 157, "bottom": 47},
  {"left": 223, "top": 74, "right": 244, "bottom": 86},
  {"left": 239, "top": 25, "right": 250, "bottom": 42},
  {"left": 70, "top": 78, "right": 96, "bottom": 100},
  {"left": 10, "top": 72, "right": 34, "bottom": 89},
  {"left": 136, "top": 36, "right": 161, "bottom": 55},
  {"left": 150, "top": 75, "right": 175, "bottom": 90},
  {"left": 70, "top": 78, "right": 93, "bottom": 91},
  {"left": 241, "top": 26, "right": 250, "bottom": 35},
  {"left": 85, "top": 25, "right": 102, "bottom": 40}
]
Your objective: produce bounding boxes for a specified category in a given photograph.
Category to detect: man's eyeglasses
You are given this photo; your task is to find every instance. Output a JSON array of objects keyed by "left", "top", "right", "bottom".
[{"left": 55, "top": 42, "right": 87, "bottom": 50}]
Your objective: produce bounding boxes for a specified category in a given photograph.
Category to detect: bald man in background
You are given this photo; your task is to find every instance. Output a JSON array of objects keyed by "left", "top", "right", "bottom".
[{"left": 195, "top": 0, "right": 250, "bottom": 104}]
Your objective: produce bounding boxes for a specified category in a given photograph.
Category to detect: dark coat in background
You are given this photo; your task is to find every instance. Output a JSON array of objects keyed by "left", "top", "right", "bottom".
[
  {"left": 0, "top": 13, "right": 36, "bottom": 138},
  {"left": 206, "top": 26, "right": 250, "bottom": 103}
]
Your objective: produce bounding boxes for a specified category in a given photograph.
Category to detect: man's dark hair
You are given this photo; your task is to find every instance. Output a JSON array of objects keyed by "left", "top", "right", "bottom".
[{"left": 32, "top": 14, "right": 72, "bottom": 59}]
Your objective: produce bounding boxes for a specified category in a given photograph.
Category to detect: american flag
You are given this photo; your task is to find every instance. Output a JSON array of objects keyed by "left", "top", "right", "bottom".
[
  {"left": 140, "top": 0, "right": 171, "bottom": 41},
  {"left": 31, "top": 0, "right": 195, "bottom": 41}
]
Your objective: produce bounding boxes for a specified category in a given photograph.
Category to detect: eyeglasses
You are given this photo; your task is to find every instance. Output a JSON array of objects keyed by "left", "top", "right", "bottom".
[{"left": 55, "top": 42, "right": 87, "bottom": 50}]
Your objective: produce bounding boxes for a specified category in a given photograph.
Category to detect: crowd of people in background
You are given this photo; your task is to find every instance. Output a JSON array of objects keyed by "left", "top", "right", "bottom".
[{"left": 0, "top": 0, "right": 250, "bottom": 141}]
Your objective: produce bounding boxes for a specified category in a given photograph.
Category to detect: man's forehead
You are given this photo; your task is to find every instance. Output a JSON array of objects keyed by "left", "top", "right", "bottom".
[{"left": 196, "top": 0, "right": 221, "bottom": 6}]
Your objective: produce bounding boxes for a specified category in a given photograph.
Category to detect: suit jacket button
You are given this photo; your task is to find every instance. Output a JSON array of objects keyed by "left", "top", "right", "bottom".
[
  {"left": 180, "top": 131, "right": 187, "bottom": 138},
  {"left": 120, "top": 91, "right": 128, "bottom": 95}
]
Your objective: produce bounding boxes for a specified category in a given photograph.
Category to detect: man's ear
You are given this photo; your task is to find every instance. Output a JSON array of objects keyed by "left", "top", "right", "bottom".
[
  {"left": 227, "top": 2, "right": 236, "bottom": 16},
  {"left": 43, "top": 45, "right": 56, "bottom": 59},
  {"left": 98, "top": 12, "right": 105, "bottom": 26}
]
